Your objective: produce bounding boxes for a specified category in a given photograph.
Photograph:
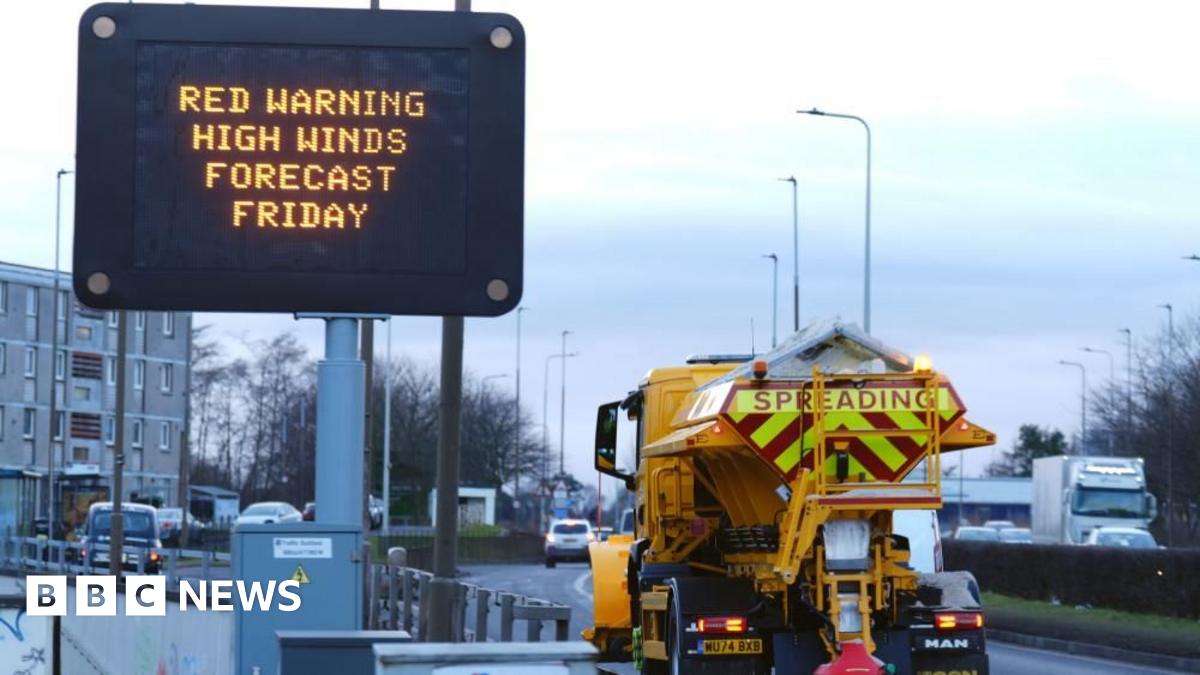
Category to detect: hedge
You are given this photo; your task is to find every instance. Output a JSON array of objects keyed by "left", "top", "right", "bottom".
[
  {"left": 943, "top": 540, "right": 1200, "bottom": 619},
  {"left": 371, "top": 532, "right": 546, "bottom": 569}
]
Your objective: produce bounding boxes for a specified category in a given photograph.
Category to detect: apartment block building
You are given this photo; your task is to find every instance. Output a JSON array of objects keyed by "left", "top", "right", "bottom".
[{"left": 0, "top": 261, "right": 190, "bottom": 531}]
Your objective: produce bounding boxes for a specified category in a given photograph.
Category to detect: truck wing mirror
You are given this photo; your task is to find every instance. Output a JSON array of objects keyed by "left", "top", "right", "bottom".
[
  {"left": 595, "top": 401, "right": 634, "bottom": 488},
  {"left": 1147, "top": 493, "right": 1158, "bottom": 521}
]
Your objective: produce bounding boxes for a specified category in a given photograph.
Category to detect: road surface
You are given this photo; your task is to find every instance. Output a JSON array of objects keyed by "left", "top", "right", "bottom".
[{"left": 462, "top": 562, "right": 1187, "bottom": 675}]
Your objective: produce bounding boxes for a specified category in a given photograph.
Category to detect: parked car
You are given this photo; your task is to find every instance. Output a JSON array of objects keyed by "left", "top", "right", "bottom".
[
  {"left": 79, "top": 502, "right": 163, "bottom": 573},
  {"left": 544, "top": 519, "right": 594, "bottom": 568},
  {"left": 236, "top": 502, "right": 302, "bottom": 525},
  {"left": 998, "top": 527, "right": 1033, "bottom": 544},
  {"left": 1084, "top": 526, "right": 1158, "bottom": 549},
  {"left": 953, "top": 526, "right": 1001, "bottom": 542},
  {"left": 157, "top": 507, "right": 206, "bottom": 547},
  {"left": 302, "top": 502, "right": 316, "bottom": 522}
]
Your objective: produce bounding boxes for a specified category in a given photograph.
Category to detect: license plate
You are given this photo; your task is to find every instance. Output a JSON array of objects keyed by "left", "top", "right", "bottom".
[{"left": 700, "top": 638, "right": 762, "bottom": 655}]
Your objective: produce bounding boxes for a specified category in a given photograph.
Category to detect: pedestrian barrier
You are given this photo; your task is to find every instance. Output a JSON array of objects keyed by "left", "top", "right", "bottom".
[
  {"left": 0, "top": 529, "right": 231, "bottom": 588},
  {"left": 367, "top": 562, "right": 572, "bottom": 644}
]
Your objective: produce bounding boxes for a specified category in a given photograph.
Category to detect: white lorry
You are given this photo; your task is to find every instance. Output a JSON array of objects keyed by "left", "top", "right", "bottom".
[{"left": 1032, "top": 455, "right": 1157, "bottom": 544}]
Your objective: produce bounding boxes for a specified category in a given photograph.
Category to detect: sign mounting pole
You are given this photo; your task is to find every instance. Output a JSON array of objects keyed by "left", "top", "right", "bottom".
[{"left": 427, "top": 0, "right": 472, "bottom": 643}]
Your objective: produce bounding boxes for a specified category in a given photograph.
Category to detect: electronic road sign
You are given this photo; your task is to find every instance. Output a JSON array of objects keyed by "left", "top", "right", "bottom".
[{"left": 75, "top": 3, "right": 524, "bottom": 315}]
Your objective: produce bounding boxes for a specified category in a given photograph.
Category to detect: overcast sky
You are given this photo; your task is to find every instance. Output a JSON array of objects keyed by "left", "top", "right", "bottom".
[{"left": 3, "top": 0, "right": 1198, "bottom": 482}]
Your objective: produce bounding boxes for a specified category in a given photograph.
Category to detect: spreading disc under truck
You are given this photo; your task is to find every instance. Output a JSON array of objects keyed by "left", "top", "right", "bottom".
[{"left": 585, "top": 326, "right": 996, "bottom": 675}]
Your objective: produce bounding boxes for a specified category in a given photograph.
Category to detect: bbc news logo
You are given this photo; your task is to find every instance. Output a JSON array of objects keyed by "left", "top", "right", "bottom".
[{"left": 27, "top": 576, "right": 302, "bottom": 615}]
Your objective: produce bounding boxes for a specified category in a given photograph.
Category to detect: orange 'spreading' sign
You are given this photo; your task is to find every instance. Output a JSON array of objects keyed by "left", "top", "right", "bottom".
[
  {"left": 720, "top": 380, "right": 965, "bottom": 482},
  {"left": 729, "top": 386, "right": 955, "bottom": 415}
]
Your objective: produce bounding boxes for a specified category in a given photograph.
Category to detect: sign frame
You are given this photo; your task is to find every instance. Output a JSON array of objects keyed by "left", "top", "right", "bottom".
[{"left": 75, "top": 2, "right": 524, "bottom": 316}]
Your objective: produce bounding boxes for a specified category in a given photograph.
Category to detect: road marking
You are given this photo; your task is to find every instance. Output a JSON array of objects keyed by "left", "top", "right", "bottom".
[{"left": 573, "top": 571, "right": 593, "bottom": 603}]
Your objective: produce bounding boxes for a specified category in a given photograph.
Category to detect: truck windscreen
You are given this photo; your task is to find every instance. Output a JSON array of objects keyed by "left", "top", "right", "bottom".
[{"left": 1071, "top": 488, "right": 1146, "bottom": 517}]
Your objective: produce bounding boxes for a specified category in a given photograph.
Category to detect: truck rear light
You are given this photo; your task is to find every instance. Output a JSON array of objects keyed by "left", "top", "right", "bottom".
[
  {"left": 697, "top": 616, "right": 746, "bottom": 633},
  {"left": 935, "top": 611, "right": 983, "bottom": 630}
]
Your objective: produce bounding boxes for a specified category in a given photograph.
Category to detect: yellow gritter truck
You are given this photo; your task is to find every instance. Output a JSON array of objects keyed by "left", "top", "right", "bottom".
[{"left": 584, "top": 324, "right": 996, "bottom": 675}]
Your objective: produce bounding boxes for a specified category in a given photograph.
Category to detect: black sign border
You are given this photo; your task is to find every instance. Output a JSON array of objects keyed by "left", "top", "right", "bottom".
[{"left": 75, "top": 3, "right": 524, "bottom": 316}]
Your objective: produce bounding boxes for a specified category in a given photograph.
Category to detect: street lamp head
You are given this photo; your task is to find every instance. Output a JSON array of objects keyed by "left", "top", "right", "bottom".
[
  {"left": 762, "top": 253, "right": 778, "bottom": 261},
  {"left": 800, "top": 108, "right": 825, "bottom": 116},
  {"left": 1183, "top": 255, "right": 1200, "bottom": 261},
  {"left": 57, "top": 169, "right": 73, "bottom": 177},
  {"left": 777, "top": 176, "right": 796, "bottom": 184}
]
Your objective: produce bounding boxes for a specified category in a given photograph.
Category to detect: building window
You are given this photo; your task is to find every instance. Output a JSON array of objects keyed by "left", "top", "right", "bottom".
[
  {"left": 131, "top": 419, "right": 143, "bottom": 448},
  {"left": 54, "top": 411, "right": 65, "bottom": 441},
  {"left": 73, "top": 447, "right": 89, "bottom": 462},
  {"left": 74, "top": 385, "right": 91, "bottom": 402},
  {"left": 163, "top": 313, "right": 175, "bottom": 337},
  {"left": 159, "top": 422, "right": 171, "bottom": 451},
  {"left": 0, "top": 342, "right": 5, "bottom": 374},
  {"left": 55, "top": 350, "right": 66, "bottom": 381},
  {"left": 0, "top": 281, "right": 6, "bottom": 313},
  {"left": 56, "top": 290, "right": 69, "bottom": 321},
  {"left": 76, "top": 325, "right": 93, "bottom": 341},
  {"left": 135, "top": 311, "right": 146, "bottom": 331},
  {"left": 104, "top": 416, "right": 115, "bottom": 446},
  {"left": 0, "top": 405, "right": 5, "bottom": 441},
  {"left": 23, "top": 408, "right": 36, "bottom": 439},
  {"left": 24, "top": 347, "right": 36, "bottom": 378},
  {"left": 25, "top": 287, "right": 37, "bottom": 317},
  {"left": 105, "top": 357, "right": 116, "bottom": 385},
  {"left": 133, "top": 360, "right": 144, "bottom": 390},
  {"left": 107, "top": 311, "right": 118, "bottom": 328},
  {"left": 160, "top": 363, "right": 174, "bottom": 393}
]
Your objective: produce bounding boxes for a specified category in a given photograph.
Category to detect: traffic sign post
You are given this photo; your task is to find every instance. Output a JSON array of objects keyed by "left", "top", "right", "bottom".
[
  {"left": 75, "top": 3, "right": 524, "bottom": 315},
  {"left": 73, "top": 0, "right": 525, "bottom": 658}
]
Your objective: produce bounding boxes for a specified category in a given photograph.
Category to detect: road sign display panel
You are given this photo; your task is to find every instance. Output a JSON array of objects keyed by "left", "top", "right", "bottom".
[{"left": 76, "top": 3, "right": 523, "bottom": 315}]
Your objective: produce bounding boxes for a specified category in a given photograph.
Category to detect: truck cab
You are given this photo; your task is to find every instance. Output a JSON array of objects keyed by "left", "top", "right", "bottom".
[{"left": 1032, "top": 456, "right": 1157, "bottom": 544}]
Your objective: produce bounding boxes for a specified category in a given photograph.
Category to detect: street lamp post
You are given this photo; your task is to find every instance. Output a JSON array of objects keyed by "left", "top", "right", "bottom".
[
  {"left": 777, "top": 177, "right": 799, "bottom": 332},
  {"left": 1159, "top": 303, "right": 1175, "bottom": 546},
  {"left": 1081, "top": 347, "right": 1115, "bottom": 385},
  {"left": 762, "top": 254, "right": 778, "bottom": 348},
  {"left": 47, "top": 168, "right": 72, "bottom": 541},
  {"left": 1118, "top": 328, "right": 1133, "bottom": 455},
  {"left": 513, "top": 306, "right": 527, "bottom": 525},
  {"left": 1058, "top": 360, "right": 1087, "bottom": 455},
  {"left": 540, "top": 350, "right": 577, "bottom": 532},
  {"left": 543, "top": 351, "right": 578, "bottom": 479},
  {"left": 1081, "top": 347, "right": 1115, "bottom": 455},
  {"left": 559, "top": 330, "right": 572, "bottom": 476},
  {"left": 799, "top": 108, "right": 872, "bottom": 333}
]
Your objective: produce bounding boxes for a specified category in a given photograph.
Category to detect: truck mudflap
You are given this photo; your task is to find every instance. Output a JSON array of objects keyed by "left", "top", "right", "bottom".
[
  {"left": 912, "top": 653, "right": 989, "bottom": 675},
  {"left": 772, "top": 629, "right": 989, "bottom": 675}
]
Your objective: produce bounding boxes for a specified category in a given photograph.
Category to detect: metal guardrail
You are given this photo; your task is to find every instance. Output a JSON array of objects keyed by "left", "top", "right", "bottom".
[
  {"left": 1, "top": 529, "right": 231, "bottom": 589},
  {"left": 367, "top": 563, "right": 572, "bottom": 644},
  {"left": 3, "top": 533, "right": 570, "bottom": 646}
]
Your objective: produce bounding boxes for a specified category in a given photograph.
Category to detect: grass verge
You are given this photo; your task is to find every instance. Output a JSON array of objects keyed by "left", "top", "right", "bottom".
[{"left": 983, "top": 592, "right": 1200, "bottom": 658}]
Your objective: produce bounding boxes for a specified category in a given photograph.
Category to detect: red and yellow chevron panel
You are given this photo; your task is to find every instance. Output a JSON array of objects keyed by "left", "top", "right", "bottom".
[{"left": 719, "top": 379, "right": 965, "bottom": 482}]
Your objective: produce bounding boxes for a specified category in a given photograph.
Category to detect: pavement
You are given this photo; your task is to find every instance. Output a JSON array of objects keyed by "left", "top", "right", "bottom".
[{"left": 462, "top": 562, "right": 1191, "bottom": 675}]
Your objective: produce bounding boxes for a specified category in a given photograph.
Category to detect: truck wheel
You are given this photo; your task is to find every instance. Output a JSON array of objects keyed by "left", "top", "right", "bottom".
[{"left": 545, "top": 557, "right": 556, "bottom": 568}]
